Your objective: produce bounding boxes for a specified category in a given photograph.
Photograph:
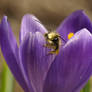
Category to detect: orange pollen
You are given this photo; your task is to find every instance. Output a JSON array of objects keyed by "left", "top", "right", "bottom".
[{"left": 68, "top": 32, "right": 74, "bottom": 39}]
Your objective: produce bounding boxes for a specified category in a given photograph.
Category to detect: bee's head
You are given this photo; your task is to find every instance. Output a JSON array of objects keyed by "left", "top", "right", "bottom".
[{"left": 44, "top": 32, "right": 61, "bottom": 44}]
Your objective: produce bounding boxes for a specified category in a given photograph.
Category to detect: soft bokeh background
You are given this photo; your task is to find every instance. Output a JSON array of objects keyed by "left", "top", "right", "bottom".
[{"left": 0, "top": 0, "right": 92, "bottom": 92}]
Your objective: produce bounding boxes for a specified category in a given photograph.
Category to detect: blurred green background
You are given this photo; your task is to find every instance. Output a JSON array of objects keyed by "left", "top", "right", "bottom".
[{"left": 0, "top": 0, "right": 92, "bottom": 92}]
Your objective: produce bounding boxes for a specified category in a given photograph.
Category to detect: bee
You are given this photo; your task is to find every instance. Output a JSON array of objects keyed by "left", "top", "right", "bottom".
[{"left": 44, "top": 32, "right": 63, "bottom": 54}]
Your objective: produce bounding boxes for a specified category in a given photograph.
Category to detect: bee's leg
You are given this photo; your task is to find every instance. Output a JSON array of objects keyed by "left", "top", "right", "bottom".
[
  {"left": 43, "top": 44, "right": 55, "bottom": 49},
  {"left": 48, "top": 51, "right": 56, "bottom": 54},
  {"left": 48, "top": 49, "right": 59, "bottom": 55},
  {"left": 43, "top": 44, "right": 50, "bottom": 48},
  {"left": 55, "top": 49, "right": 59, "bottom": 54},
  {"left": 43, "top": 44, "right": 47, "bottom": 47}
]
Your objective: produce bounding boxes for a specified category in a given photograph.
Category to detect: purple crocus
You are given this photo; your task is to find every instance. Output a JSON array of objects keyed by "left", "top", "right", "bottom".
[{"left": 0, "top": 10, "right": 92, "bottom": 92}]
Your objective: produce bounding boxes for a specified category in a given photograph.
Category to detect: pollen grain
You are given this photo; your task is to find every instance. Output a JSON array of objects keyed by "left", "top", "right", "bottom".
[{"left": 68, "top": 32, "right": 74, "bottom": 39}]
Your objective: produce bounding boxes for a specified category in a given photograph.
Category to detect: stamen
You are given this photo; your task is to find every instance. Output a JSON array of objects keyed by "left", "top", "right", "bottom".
[{"left": 68, "top": 32, "right": 74, "bottom": 39}]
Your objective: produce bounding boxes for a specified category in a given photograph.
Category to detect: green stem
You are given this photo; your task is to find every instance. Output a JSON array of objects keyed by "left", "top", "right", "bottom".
[{"left": 0, "top": 63, "right": 14, "bottom": 92}]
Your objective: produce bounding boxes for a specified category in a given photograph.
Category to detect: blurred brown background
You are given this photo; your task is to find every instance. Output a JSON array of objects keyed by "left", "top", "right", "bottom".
[
  {"left": 1, "top": 0, "right": 92, "bottom": 29},
  {"left": 0, "top": 0, "right": 92, "bottom": 38},
  {"left": 0, "top": 0, "right": 92, "bottom": 92}
]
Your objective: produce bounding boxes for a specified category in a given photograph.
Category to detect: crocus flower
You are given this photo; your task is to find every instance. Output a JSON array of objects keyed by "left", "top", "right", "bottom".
[{"left": 0, "top": 10, "right": 92, "bottom": 92}]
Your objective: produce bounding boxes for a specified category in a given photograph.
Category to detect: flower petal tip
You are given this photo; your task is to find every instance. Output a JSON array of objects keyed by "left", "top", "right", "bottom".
[
  {"left": 81, "top": 28, "right": 91, "bottom": 33},
  {"left": 22, "top": 14, "right": 41, "bottom": 24},
  {"left": 3, "top": 16, "right": 7, "bottom": 20},
  {"left": 1, "top": 16, "right": 8, "bottom": 24}
]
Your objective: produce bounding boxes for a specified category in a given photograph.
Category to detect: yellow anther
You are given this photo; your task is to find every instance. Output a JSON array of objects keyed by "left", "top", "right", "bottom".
[{"left": 68, "top": 32, "right": 74, "bottom": 39}]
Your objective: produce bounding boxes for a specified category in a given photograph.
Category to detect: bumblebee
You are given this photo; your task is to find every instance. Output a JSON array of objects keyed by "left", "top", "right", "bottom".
[{"left": 44, "top": 32, "right": 62, "bottom": 54}]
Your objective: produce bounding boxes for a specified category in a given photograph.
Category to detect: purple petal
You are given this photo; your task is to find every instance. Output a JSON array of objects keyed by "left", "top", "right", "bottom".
[
  {"left": 20, "top": 14, "right": 47, "bottom": 42},
  {"left": 57, "top": 10, "right": 92, "bottom": 41},
  {"left": 43, "top": 29, "right": 92, "bottom": 92},
  {"left": 0, "top": 16, "right": 29, "bottom": 92},
  {"left": 19, "top": 32, "right": 56, "bottom": 92}
]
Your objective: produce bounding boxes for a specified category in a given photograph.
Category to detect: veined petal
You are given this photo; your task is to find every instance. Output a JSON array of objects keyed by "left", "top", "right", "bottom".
[
  {"left": 20, "top": 14, "right": 47, "bottom": 42},
  {"left": 0, "top": 16, "right": 29, "bottom": 92},
  {"left": 57, "top": 10, "right": 92, "bottom": 41},
  {"left": 19, "top": 32, "right": 56, "bottom": 92},
  {"left": 43, "top": 29, "right": 92, "bottom": 92}
]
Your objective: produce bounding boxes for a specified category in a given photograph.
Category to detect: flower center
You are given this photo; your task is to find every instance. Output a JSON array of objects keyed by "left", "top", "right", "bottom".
[{"left": 68, "top": 32, "right": 74, "bottom": 39}]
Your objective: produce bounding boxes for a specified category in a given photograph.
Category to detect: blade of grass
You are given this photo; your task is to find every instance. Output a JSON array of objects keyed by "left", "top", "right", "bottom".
[
  {"left": 81, "top": 80, "right": 90, "bottom": 92},
  {"left": 0, "top": 63, "right": 14, "bottom": 92}
]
